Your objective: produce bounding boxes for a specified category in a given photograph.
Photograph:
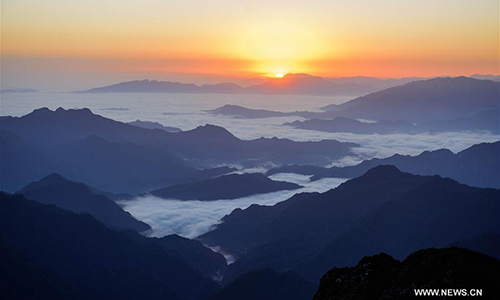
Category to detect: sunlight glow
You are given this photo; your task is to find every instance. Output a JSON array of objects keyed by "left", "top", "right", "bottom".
[{"left": 275, "top": 73, "right": 285, "bottom": 78}]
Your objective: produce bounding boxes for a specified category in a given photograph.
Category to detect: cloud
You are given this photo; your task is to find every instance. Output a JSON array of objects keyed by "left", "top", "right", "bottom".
[{"left": 119, "top": 174, "right": 347, "bottom": 239}]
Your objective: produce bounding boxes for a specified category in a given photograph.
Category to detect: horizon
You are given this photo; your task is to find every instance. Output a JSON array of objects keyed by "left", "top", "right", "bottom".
[
  {"left": 2, "top": 0, "right": 499, "bottom": 90},
  {"left": 1, "top": 72, "right": 499, "bottom": 93}
]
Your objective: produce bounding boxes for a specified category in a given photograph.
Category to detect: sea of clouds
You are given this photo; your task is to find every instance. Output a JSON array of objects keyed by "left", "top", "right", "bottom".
[
  {"left": 119, "top": 174, "right": 347, "bottom": 239},
  {"left": 3, "top": 91, "right": 499, "bottom": 239}
]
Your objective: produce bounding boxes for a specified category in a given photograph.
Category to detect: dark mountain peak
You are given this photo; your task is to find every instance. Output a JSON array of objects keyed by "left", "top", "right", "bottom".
[
  {"left": 54, "top": 107, "right": 93, "bottom": 115},
  {"left": 23, "top": 107, "right": 98, "bottom": 121},
  {"left": 28, "top": 172, "right": 67, "bottom": 186},
  {"left": 32, "top": 107, "right": 51, "bottom": 114},
  {"left": 362, "top": 165, "right": 403, "bottom": 178},
  {"left": 186, "top": 124, "right": 238, "bottom": 140},
  {"left": 19, "top": 173, "right": 86, "bottom": 195},
  {"left": 419, "top": 148, "right": 455, "bottom": 157},
  {"left": 18, "top": 174, "right": 151, "bottom": 232}
]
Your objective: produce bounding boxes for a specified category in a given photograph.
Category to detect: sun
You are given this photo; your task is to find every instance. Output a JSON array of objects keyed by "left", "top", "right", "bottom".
[{"left": 275, "top": 73, "right": 285, "bottom": 78}]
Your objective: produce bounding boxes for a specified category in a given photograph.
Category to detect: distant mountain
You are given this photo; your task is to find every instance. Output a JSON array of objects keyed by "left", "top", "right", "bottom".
[
  {"left": 0, "top": 88, "right": 38, "bottom": 93},
  {"left": 77, "top": 74, "right": 417, "bottom": 96},
  {"left": 267, "top": 141, "right": 500, "bottom": 188},
  {"left": 206, "top": 105, "right": 294, "bottom": 119},
  {"left": 245, "top": 73, "right": 373, "bottom": 96},
  {"left": 77, "top": 79, "right": 244, "bottom": 94},
  {"left": 0, "top": 108, "right": 358, "bottom": 193},
  {"left": 313, "top": 247, "right": 500, "bottom": 300},
  {"left": 205, "top": 104, "right": 321, "bottom": 119},
  {"left": 18, "top": 173, "right": 150, "bottom": 232},
  {"left": 208, "top": 269, "right": 317, "bottom": 300},
  {"left": 285, "top": 117, "right": 418, "bottom": 134},
  {"left": 128, "top": 119, "right": 182, "bottom": 132},
  {"left": 208, "top": 105, "right": 499, "bottom": 133},
  {"left": 151, "top": 173, "right": 302, "bottom": 200},
  {"left": 0, "top": 192, "right": 220, "bottom": 300},
  {"left": 324, "top": 76, "right": 426, "bottom": 92},
  {"left": 322, "top": 77, "right": 500, "bottom": 122},
  {"left": 450, "top": 232, "right": 500, "bottom": 260},
  {"left": 200, "top": 166, "right": 500, "bottom": 283}
]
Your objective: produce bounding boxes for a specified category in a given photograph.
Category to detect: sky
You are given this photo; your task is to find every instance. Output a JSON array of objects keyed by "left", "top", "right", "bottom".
[{"left": 1, "top": 0, "right": 499, "bottom": 90}]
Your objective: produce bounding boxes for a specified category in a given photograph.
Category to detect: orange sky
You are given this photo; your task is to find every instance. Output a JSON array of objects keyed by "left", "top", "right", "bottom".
[{"left": 1, "top": 0, "right": 499, "bottom": 89}]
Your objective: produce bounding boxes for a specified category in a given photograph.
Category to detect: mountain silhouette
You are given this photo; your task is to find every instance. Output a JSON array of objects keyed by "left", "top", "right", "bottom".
[
  {"left": 200, "top": 166, "right": 500, "bottom": 283},
  {"left": 313, "top": 247, "right": 500, "bottom": 300},
  {"left": 285, "top": 117, "right": 417, "bottom": 134},
  {"left": 128, "top": 119, "right": 182, "bottom": 132},
  {"left": 267, "top": 141, "right": 500, "bottom": 188},
  {"left": 151, "top": 173, "right": 302, "bottom": 200},
  {"left": 0, "top": 192, "right": 220, "bottom": 300},
  {"left": 77, "top": 79, "right": 244, "bottom": 94},
  {"left": 323, "top": 77, "right": 500, "bottom": 122},
  {"left": 18, "top": 173, "right": 150, "bottom": 232},
  {"left": 76, "top": 74, "right": 400, "bottom": 96},
  {"left": 0, "top": 108, "right": 358, "bottom": 193}
]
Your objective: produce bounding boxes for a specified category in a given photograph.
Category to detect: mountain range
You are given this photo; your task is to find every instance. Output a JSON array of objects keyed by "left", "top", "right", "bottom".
[
  {"left": 199, "top": 166, "right": 500, "bottom": 283},
  {"left": 76, "top": 74, "right": 417, "bottom": 96},
  {"left": 0, "top": 192, "right": 221, "bottom": 300},
  {"left": 0, "top": 108, "right": 357, "bottom": 193},
  {"left": 267, "top": 141, "right": 500, "bottom": 189},
  {"left": 151, "top": 173, "right": 302, "bottom": 201},
  {"left": 320, "top": 77, "right": 500, "bottom": 123}
]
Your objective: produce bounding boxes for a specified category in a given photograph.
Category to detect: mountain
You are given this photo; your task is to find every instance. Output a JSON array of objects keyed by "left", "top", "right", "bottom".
[
  {"left": 151, "top": 173, "right": 302, "bottom": 200},
  {"left": 128, "top": 119, "right": 182, "bottom": 132},
  {"left": 0, "top": 88, "right": 38, "bottom": 93},
  {"left": 322, "top": 77, "right": 500, "bottom": 123},
  {"left": 205, "top": 104, "right": 323, "bottom": 119},
  {"left": 0, "top": 192, "right": 220, "bottom": 300},
  {"left": 199, "top": 166, "right": 500, "bottom": 283},
  {"left": 206, "top": 105, "right": 294, "bottom": 119},
  {"left": 0, "top": 108, "right": 358, "bottom": 192},
  {"left": 246, "top": 73, "right": 372, "bottom": 96},
  {"left": 267, "top": 141, "right": 500, "bottom": 189},
  {"left": 77, "top": 79, "right": 244, "bottom": 94},
  {"left": 78, "top": 74, "right": 413, "bottom": 96},
  {"left": 285, "top": 117, "right": 418, "bottom": 134},
  {"left": 324, "top": 76, "right": 426, "bottom": 92},
  {"left": 18, "top": 173, "right": 150, "bottom": 232},
  {"left": 208, "top": 269, "right": 317, "bottom": 300},
  {"left": 313, "top": 247, "right": 500, "bottom": 300}
]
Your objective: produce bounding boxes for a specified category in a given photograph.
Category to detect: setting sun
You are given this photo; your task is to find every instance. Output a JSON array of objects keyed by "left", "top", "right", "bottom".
[{"left": 275, "top": 73, "right": 285, "bottom": 78}]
